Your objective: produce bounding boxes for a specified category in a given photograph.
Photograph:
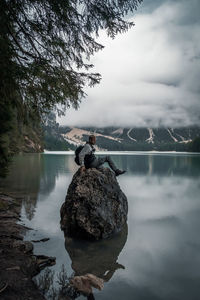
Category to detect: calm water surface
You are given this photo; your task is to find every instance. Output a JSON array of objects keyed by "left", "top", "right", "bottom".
[{"left": 1, "top": 152, "right": 200, "bottom": 300}]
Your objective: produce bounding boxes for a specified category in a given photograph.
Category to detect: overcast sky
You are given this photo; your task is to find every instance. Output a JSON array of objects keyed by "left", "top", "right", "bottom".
[{"left": 58, "top": 0, "right": 200, "bottom": 128}]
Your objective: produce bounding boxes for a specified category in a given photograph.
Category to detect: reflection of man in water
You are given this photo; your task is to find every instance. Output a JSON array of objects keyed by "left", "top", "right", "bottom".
[{"left": 79, "top": 135, "right": 126, "bottom": 176}]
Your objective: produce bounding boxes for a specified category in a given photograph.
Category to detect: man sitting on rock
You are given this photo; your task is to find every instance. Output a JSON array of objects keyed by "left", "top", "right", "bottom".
[{"left": 79, "top": 135, "right": 126, "bottom": 176}]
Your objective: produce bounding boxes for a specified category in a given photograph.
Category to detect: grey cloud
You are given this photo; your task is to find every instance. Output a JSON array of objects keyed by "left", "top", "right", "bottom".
[{"left": 58, "top": 0, "right": 200, "bottom": 128}]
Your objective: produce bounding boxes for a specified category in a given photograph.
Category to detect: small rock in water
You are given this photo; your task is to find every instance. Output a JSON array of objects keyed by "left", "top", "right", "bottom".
[
  {"left": 70, "top": 273, "right": 104, "bottom": 295},
  {"left": 60, "top": 168, "right": 128, "bottom": 240}
]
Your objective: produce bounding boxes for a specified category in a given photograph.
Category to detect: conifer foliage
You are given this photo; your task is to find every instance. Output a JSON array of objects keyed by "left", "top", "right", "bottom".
[
  {"left": 1, "top": 0, "right": 142, "bottom": 113},
  {"left": 0, "top": 0, "right": 142, "bottom": 173}
]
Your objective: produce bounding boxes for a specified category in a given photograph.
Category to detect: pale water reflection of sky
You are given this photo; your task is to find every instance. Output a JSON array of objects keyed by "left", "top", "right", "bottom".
[
  {"left": 23, "top": 175, "right": 71, "bottom": 235},
  {"left": 114, "top": 175, "right": 200, "bottom": 300}
]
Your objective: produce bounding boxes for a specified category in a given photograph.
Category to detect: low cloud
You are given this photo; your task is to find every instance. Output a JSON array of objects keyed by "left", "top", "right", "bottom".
[{"left": 58, "top": 0, "right": 200, "bottom": 128}]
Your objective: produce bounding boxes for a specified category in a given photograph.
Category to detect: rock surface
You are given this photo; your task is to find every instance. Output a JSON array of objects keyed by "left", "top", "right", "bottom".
[{"left": 60, "top": 168, "right": 128, "bottom": 240}]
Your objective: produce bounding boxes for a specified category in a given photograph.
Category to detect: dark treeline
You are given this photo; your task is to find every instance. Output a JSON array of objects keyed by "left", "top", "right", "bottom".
[
  {"left": 0, "top": 0, "right": 143, "bottom": 174},
  {"left": 43, "top": 112, "right": 75, "bottom": 151}
]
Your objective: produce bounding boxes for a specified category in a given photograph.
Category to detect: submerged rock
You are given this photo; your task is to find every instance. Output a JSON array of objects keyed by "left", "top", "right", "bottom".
[
  {"left": 60, "top": 168, "right": 128, "bottom": 240},
  {"left": 70, "top": 273, "right": 104, "bottom": 295}
]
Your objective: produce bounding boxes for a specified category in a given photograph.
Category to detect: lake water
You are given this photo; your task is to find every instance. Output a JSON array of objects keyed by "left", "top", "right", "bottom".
[{"left": 1, "top": 152, "right": 200, "bottom": 300}]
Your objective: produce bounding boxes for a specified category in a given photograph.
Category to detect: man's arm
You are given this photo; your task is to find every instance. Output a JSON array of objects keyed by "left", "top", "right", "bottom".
[{"left": 79, "top": 144, "right": 91, "bottom": 168}]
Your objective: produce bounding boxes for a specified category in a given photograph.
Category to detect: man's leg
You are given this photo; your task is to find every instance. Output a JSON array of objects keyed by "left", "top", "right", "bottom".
[
  {"left": 95, "top": 155, "right": 117, "bottom": 172},
  {"left": 89, "top": 156, "right": 126, "bottom": 176}
]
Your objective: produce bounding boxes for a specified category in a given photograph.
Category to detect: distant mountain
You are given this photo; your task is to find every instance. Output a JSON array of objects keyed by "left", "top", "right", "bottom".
[{"left": 58, "top": 126, "right": 200, "bottom": 151}]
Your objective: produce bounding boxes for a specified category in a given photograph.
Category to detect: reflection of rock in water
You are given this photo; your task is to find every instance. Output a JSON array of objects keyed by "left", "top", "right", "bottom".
[{"left": 65, "top": 223, "right": 128, "bottom": 282}]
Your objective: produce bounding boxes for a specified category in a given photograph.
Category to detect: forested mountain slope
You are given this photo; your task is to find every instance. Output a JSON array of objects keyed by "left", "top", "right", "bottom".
[{"left": 58, "top": 126, "right": 200, "bottom": 151}]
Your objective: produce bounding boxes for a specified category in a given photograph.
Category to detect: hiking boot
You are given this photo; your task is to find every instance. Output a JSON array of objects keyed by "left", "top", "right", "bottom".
[{"left": 115, "top": 169, "right": 126, "bottom": 176}]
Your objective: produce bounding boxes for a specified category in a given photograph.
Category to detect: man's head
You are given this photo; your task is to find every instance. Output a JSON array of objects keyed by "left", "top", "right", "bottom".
[{"left": 89, "top": 135, "right": 96, "bottom": 145}]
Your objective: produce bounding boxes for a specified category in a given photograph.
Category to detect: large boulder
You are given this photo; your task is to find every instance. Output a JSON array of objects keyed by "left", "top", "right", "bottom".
[{"left": 60, "top": 168, "right": 128, "bottom": 240}]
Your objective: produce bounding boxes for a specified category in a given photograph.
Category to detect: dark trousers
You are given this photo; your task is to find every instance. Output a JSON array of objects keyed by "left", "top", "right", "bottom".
[{"left": 88, "top": 155, "right": 117, "bottom": 172}]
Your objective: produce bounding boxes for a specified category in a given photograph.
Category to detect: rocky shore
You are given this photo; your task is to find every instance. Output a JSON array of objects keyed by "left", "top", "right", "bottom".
[{"left": 0, "top": 194, "right": 55, "bottom": 300}]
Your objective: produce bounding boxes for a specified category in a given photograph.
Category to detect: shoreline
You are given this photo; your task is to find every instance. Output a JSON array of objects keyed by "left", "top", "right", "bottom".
[
  {"left": 0, "top": 193, "right": 56, "bottom": 300},
  {"left": 43, "top": 150, "right": 200, "bottom": 156}
]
